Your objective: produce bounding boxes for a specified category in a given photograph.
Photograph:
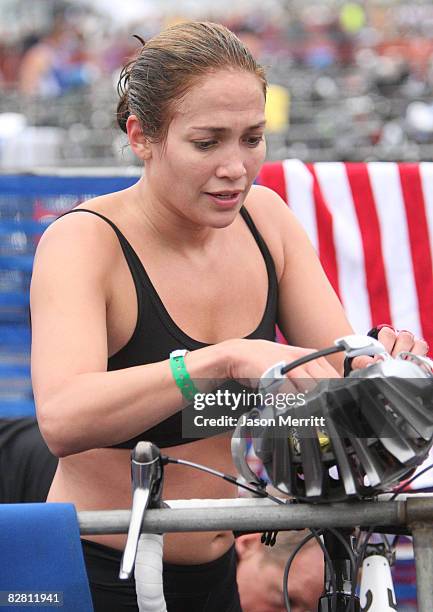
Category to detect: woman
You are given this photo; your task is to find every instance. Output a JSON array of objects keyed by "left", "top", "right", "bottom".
[{"left": 30, "top": 21, "right": 427, "bottom": 611}]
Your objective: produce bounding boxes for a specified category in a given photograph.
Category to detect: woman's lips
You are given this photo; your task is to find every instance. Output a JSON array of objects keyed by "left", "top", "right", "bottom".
[{"left": 205, "top": 192, "right": 241, "bottom": 208}]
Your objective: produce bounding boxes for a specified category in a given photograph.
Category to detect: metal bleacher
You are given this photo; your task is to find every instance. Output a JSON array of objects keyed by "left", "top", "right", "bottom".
[{"left": 0, "top": 171, "right": 140, "bottom": 418}]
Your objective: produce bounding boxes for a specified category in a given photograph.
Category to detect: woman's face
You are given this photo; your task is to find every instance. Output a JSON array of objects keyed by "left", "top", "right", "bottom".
[{"left": 144, "top": 69, "right": 266, "bottom": 227}]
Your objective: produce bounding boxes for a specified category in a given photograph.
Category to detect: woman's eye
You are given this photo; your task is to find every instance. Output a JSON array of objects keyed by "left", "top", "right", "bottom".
[
  {"left": 245, "top": 135, "right": 264, "bottom": 147},
  {"left": 193, "top": 141, "right": 217, "bottom": 150}
]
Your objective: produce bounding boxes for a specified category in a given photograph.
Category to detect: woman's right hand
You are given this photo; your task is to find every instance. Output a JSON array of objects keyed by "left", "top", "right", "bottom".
[{"left": 223, "top": 338, "right": 341, "bottom": 387}]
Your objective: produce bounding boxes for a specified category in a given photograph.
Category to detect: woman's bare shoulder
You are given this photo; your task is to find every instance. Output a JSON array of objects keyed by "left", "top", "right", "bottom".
[
  {"left": 244, "top": 184, "right": 295, "bottom": 223},
  {"left": 245, "top": 184, "right": 317, "bottom": 250},
  {"left": 243, "top": 184, "right": 298, "bottom": 280},
  {"left": 33, "top": 192, "right": 124, "bottom": 280}
]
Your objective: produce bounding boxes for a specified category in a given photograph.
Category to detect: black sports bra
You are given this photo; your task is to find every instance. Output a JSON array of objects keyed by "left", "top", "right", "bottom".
[{"left": 62, "top": 207, "right": 279, "bottom": 448}]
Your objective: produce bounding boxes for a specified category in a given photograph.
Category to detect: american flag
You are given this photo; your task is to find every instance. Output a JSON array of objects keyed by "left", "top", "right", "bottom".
[
  {"left": 258, "top": 159, "right": 433, "bottom": 493},
  {"left": 258, "top": 159, "right": 433, "bottom": 352}
]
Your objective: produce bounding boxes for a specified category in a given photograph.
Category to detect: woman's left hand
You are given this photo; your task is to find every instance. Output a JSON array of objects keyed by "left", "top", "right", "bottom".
[{"left": 351, "top": 326, "right": 429, "bottom": 370}]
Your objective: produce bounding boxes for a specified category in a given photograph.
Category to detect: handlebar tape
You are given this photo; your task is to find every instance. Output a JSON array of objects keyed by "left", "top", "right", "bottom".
[{"left": 135, "top": 533, "right": 167, "bottom": 612}]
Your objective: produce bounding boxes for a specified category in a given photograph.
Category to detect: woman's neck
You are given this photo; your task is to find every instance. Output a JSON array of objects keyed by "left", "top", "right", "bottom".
[{"left": 127, "top": 177, "right": 227, "bottom": 254}]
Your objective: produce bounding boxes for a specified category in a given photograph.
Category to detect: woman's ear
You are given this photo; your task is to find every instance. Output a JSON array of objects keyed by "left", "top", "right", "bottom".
[
  {"left": 235, "top": 533, "right": 262, "bottom": 561},
  {"left": 126, "top": 114, "right": 152, "bottom": 161}
]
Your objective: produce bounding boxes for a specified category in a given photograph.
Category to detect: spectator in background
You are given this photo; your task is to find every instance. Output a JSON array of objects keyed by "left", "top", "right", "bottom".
[
  {"left": 0, "top": 418, "right": 57, "bottom": 503},
  {"left": 236, "top": 530, "right": 324, "bottom": 612},
  {"left": 17, "top": 17, "right": 93, "bottom": 97}
]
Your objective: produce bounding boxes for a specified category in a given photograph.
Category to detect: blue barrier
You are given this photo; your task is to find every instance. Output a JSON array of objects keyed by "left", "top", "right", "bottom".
[
  {"left": 0, "top": 503, "right": 94, "bottom": 611},
  {"left": 0, "top": 219, "right": 50, "bottom": 233},
  {"left": 0, "top": 174, "right": 138, "bottom": 196},
  {"left": 0, "top": 292, "right": 29, "bottom": 306},
  {"left": 0, "top": 364, "right": 31, "bottom": 376},
  {"left": 0, "top": 255, "right": 34, "bottom": 271},
  {"left": 0, "top": 324, "right": 30, "bottom": 346},
  {"left": 0, "top": 172, "right": 140, "bottom": 418},
  {"left": 0, "top": 400, "right": 36, "bottom": 418}
]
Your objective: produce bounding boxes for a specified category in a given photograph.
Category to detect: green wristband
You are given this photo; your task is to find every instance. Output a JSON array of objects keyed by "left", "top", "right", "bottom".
[{"left": 169, "top": 349, "right": 199, "bottom": 401}]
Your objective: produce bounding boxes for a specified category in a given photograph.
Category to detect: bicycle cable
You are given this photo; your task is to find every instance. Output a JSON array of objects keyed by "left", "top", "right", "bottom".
[
  {"left": 323, "top": 527, "right": 358, "bottom": 612},
  {"left": 280, "top": 346, "right": 345, "bottom": 375},
  {"left": 390, "top": 462, "right": 433, "bottom": 501},
  {"left": 283, "top": 529, "right": 337, "bottom": 612},
  {"left": 162, "top": 455, "right": 286, "bottom": 505}
]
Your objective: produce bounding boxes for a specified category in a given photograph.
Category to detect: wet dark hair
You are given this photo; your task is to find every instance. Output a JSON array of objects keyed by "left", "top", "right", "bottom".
[{"left": 116, "top": 21, "right": 267, "bottom": 141}]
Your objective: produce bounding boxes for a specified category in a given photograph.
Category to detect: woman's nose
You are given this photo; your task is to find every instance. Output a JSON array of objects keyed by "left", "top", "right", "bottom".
[{"left": 215, "top": 152, "right": 247, "bottom": 181}]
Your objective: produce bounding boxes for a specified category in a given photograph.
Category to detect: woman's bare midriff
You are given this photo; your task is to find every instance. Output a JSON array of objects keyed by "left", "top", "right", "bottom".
[{"left": 47, "top": 433, "right": 236, "bottom": 564}]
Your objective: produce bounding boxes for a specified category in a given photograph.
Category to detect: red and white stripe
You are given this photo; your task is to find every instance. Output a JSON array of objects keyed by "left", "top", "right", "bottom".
[{"left": 258, "top": 159, "right": 433, "bottom": 351}]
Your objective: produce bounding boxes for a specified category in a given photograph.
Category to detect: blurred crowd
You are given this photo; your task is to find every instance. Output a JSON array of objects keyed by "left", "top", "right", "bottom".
[{"left": 2, "top": 0, "right": 433, "bottom": 165}]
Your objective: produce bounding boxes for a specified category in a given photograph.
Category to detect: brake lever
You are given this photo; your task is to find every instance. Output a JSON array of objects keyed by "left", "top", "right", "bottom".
[
  {"left": 119, "top": 441, "right": 164, "bottom": 579},
  {"left": 334, "top": 334, "right": 390, "bottom": 359}
]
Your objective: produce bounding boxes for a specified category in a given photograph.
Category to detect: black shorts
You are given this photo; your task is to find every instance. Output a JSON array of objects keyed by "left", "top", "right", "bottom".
[{"left": 81, "top": 539, "right": 242, "bottom": 612}]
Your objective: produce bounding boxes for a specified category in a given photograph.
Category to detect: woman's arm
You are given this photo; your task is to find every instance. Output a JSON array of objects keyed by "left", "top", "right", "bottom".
[
  {"left": 246, "top": 186, "right": 354, "bottom": 374},
  {"left": 30, "top": 214, "right": 227, "bottom": 456}
]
